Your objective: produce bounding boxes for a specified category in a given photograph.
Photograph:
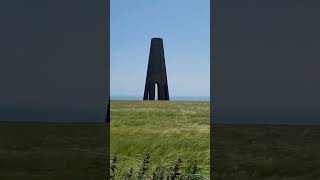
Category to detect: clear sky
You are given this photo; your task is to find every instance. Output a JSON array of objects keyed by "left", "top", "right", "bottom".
[
  {"left": 110, "top": 0, "right": 210, "bottom": 98},
  {"left": 0, "top": 0, "right": 107, "bottom": 121},
  {"left": 213, "top": 0, "right": 320, "bottom": 124}
]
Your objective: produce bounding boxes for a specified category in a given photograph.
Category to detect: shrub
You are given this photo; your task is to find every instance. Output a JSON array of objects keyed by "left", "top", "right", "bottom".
[{"left": 109, "top": 152, "right": 208, "bottom": 180}]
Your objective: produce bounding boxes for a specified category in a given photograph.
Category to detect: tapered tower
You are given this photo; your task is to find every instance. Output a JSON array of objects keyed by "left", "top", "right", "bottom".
[{"left": 143, "top": 38, "right": 169, "bottom": 100}]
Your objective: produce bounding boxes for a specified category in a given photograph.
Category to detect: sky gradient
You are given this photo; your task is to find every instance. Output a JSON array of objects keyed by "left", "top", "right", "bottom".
[
  {"left": 110, "top": 0, "right": 210, "bottom": 99},
  {"left": 0, "top": 0, "right": 107, "bottom": 122},
  {"left": 213, "top": 0, "right": 320, "bottom": 124}
]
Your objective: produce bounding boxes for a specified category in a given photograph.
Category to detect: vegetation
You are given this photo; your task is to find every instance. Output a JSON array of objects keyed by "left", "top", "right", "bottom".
[
  {"left": 110, "top": 153, "right": 207, "bottom": 180},
  {"left": 110, "top": 100, "right": 210, "bottom": 179},
  {"left": 3, "top": 101, "right": 318, "bottom": 179},
  {"left": 212, "top": 124, "right": 320, "bottom": 180},
  {"left": 0, "top": 122, "right": 107, "bottom": 180}
]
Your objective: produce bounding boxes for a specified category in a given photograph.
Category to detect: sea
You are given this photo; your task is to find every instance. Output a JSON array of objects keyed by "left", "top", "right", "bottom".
[{"left": 111, "top": 95, "right": 210, "bottom": 101}]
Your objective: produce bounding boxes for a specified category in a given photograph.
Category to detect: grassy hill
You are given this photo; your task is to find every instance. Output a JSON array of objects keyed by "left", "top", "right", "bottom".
[
  {"left": 110, "top": 100, "right": 210, "bottom": 178},
  {"left": 0, "top": 122, "right": 107, "bottom": 180},
  {"left": 212, "top": 125, "right": 320, "bottom": 180}
]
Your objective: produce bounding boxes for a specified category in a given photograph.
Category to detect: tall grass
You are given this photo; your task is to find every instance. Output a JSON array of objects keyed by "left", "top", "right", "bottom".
[
  {"left": 110, "top": 101, "right": 210, "bottom": 178},
  {"left": 110, "top": 152, "right": 208, "bottom": 180}
]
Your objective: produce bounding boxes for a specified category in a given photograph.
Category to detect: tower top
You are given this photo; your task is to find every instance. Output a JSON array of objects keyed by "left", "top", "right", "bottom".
[{"left": 151, "top": 37, "right": 163, "bottom": 41}]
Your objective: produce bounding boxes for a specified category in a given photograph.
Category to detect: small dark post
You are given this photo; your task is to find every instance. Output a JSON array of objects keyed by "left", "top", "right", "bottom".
[
  {"left": 105, "top": 97, "right": 110, "bottom": 123},
  {"left": 143, "top": 38, "right": 169, "bottom": 100}
]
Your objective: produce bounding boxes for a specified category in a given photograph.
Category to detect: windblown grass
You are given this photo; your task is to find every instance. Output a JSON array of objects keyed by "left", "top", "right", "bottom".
[
  {"left": 0, "top": 122, "right": 107, "bottom": 180},
  {"left": 110, "top": 100, "right": 210, "bottom": 178},
  {"left": 212, "top": 125, "right": 320, "bottom": 179}
]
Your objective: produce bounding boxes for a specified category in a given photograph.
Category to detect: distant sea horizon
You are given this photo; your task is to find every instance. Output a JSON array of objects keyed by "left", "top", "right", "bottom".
[{"left": 111, "top": 95, "right": 210, "bottom": 101}]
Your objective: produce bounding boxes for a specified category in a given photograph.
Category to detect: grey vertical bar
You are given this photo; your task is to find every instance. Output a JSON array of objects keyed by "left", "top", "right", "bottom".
[
  {"left": 210, "top": 0, "right": 215, "bottom": 178},
  {"left": 105, "top": 0, "right": 110, "bottom": 179}
]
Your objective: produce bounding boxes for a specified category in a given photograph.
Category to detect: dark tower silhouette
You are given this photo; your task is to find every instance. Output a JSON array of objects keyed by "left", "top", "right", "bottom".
[{"left": 143, "top": 38, "right": 169, "bottom": 100}]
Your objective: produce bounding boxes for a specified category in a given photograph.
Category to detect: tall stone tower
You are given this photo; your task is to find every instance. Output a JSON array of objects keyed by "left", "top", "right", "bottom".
[{"left": 143, "top": 38, "right": 169, "bottom": 100}]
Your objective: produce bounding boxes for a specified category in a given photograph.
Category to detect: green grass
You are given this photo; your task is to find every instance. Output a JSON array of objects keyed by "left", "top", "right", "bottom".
[
  {"left": 3, "top": 103, "right": 318, "bottom": 179},
  {"left": 0, "top": 122, "right": 108, "bottom": 180},
  {"left": 212, "top": 125, "right": 320, "bottom": 180},
  {"left": 110, "top": 100, "right": 210, "bottom": 178}
]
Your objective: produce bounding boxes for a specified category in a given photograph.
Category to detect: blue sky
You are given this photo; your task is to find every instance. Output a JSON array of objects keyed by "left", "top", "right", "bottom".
[{"left": 111, "top": 0, "right": 210, "bottom": 98}]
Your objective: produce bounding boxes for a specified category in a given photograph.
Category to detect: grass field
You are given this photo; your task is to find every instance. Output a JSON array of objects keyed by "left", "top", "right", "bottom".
[
  {"left": 110, "top": 100, "right": 210, "bottom": 178},
  {"left": 212, "top": 125, "right": 320, "bottom": 180},
  {"left": 0, "top": 122, "right": 108, "bottom": 180},
  {"left": 1, "top": 105, "right": 320, "bottom": 179}
]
